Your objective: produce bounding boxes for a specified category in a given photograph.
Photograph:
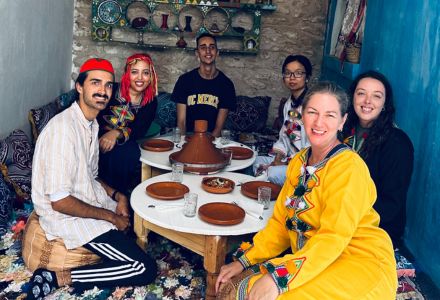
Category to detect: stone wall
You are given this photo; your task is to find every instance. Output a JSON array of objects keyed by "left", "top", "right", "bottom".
[{"left": 73, "top": 0, "right": 328, "bottom": 123}]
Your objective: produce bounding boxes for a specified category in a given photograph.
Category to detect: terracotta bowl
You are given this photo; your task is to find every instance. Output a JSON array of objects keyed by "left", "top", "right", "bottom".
[
  {"left": 201, "top": 177, "right": 235, "bottom": 194},
  {"left": 198, "top": 202, "right": 245, "bottom": 225},
  {"left": 224, "top": 146, "right": 254, "bottom": 160},
  {"left": 142, "top": 139, "right": 174, "bottom": 152},
  {"left": 146, "top": 182, "right": 189, "bottom": 200},
  {"left": 240, "top": 181, "right": 282, "bottom": 200}
]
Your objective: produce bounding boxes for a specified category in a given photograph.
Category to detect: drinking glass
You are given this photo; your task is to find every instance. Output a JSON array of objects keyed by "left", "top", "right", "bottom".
[
  {"left": 258, "top": 186, "right": 271, "bottom": 210},
  {"left": 172, "top": 127, "right": 181, "bottom": 143},
  {"left": 221, "top": 148, "right": 233, "bottom": 165},
  {"left": 171, "top": 162, "right": 184, "bottom": 182},
  {"left": 220, "top": 129, "right": 231, "bottom": 145},
  {"left": 183, "top": 192, "right": 198, "bottom": 217}
]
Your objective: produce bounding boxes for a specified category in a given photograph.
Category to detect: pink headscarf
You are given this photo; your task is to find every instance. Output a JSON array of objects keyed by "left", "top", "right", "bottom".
[{"left": 120, "top": 53, "right": 158, "bottom": 106}]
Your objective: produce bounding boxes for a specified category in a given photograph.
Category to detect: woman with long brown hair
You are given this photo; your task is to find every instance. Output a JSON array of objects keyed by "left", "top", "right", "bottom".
[{"left": 342, "top": 70, "right": 414, "bottom": 247}]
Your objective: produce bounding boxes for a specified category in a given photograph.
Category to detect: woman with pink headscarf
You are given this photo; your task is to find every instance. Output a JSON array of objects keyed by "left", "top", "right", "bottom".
[{"left": 97, "top": 53, "right": 158, "bottom": 196}]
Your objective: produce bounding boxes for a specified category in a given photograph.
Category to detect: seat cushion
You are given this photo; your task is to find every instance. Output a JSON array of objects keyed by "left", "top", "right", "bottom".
[
  {"left": 154, "top": 92, "right": 177, "bottom": 129},
  {"left": 28, "top": 89, "right": 77, "bottom": 143},
  {"left": 22, "top": 212, "right": 101, "bottom": 272},
  {"left": 28, "top": 101, "right": 59, "bottom": 143},
  {"left": 225, "top": 96, "right": 271, "bottom": 133},
  {"left": 0, "top": 130, "right": 33, "bottom": 202}
]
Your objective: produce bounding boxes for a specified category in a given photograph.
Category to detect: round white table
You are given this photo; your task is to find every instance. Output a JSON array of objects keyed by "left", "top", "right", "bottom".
[
  {"left": 131, "top": 171, "right": 274, "bottom": 299},
  {"left": 139, "top": 135, "right": 256, "bottom": 180}
]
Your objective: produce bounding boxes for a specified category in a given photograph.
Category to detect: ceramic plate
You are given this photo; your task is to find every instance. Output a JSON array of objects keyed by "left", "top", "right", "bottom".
[
  {"left": 201, "top": 177, "right": 235, "bottom": 194},
  {"left": 240, "top": 181, "right": 282, "bottom": 200},
  {"left": 224, "top": 146, "right": 253, "bottom": 160},
  {"left": 141, "top": 139, "right": 174, "bottom": 152},
  {"left": 146, "top": 181, "right": 189, "bottom": 200},
  {"left": 198, "top": 202, "right": 245, "bottom": 225}
]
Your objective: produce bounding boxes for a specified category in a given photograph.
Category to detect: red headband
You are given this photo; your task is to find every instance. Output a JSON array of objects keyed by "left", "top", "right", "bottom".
[
  {"left": 120, "top": 53, "right": 158, "bottom": 106},
  {"left": 79, "top": 58, "right": 114, "bottom": 75}
]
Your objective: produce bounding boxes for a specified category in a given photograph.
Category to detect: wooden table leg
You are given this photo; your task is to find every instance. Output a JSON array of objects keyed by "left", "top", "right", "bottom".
[
  {"left": 141, "top": 163, "right": 152, "bottom": 181},
  {"left": 204, "top": 235, "right": 227, "bottom": 300},
  {"left": 134, "top": 212, "right": 150, "bottom": 251}
]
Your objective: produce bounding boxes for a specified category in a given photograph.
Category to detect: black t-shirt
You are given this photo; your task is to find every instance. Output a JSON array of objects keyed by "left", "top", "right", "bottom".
[{"left": 171, "top": 68, "right": 236, "bottom": 132}]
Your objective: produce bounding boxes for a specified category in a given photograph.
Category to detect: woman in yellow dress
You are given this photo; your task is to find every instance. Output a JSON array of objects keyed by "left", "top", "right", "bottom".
[{"left": 215, "top": 82, "right": 397, "bottom": 299}]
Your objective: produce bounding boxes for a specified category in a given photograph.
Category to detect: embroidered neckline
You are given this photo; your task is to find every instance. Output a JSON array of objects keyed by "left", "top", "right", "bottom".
[{"left": 285, "top": 144, "right": 350, "bottom": 250}]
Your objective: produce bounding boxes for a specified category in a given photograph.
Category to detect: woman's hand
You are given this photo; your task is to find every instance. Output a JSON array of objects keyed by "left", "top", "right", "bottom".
[
  {"left": 215, "top": 261, "right": 244, "bottom": 294},
  {"left": 99, "top": 130, "right": 120, "bottom": 153},
  {"left": 246, "top": 274, "right": 279, "bottom": 300}
]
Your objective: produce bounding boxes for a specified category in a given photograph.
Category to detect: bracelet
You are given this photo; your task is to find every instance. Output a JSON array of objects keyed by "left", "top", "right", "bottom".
[{"left": 111, "top": 190, "right": 118, "bottom": 201}]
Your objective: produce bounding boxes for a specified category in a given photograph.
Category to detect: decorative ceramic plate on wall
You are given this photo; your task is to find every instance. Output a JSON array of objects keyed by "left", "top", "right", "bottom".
[{"left": 98, "top": 0, "right": 122, "bottom": 24}]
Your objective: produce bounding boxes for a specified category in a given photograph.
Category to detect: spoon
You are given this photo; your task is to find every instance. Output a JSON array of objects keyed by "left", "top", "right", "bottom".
[{"left": 232, "top": 201, "right": 263, "bottom": 220}]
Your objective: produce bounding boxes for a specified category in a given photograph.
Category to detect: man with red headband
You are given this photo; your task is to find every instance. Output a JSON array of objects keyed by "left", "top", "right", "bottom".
[
  {"left": 172, "top": 33, "right": 236, "bottom": 137},
  {"left": 97, "top": 53, "right": 158, "bottom": 195},
  {"left": 26, "top": 58, "right": 157, "bottom": 299}
]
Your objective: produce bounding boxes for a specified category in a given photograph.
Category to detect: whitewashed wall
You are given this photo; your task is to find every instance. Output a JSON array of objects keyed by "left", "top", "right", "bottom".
[{"left": 0, "top": 0, "right": 75, "bottom": 138}]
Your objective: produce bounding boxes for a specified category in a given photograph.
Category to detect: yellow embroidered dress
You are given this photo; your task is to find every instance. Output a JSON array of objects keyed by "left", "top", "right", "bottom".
[{"left": 235, "top": 145, "right": 397, "bottom": 299}]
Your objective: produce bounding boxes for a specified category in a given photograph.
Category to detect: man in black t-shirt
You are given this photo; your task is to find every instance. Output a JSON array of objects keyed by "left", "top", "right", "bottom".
[{"left": 171, "top": 33, "right": 236, "bottom": 137}]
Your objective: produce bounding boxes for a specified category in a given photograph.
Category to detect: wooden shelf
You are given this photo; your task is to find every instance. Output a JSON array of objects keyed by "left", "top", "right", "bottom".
[{"left": 92, "top": 0, "right": 276, "bottom": 53}]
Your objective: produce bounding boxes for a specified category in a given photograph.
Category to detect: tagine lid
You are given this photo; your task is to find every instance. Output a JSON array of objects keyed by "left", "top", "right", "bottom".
[{"left": 170, "top": 120, "right": 228, "bottom": 169}]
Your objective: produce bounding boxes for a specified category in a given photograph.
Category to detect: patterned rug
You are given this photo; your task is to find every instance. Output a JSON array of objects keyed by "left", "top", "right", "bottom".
[
  {"left": 0, "top": 209, "right": 429, "bottom": 300},
  {"left": 0, "top": 209, "right": 206, "bottom": 300}
]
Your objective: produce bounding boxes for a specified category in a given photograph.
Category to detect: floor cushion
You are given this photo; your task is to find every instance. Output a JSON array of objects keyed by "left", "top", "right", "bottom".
[
  {"left": 0, "top": 172, "right": 14, "bottom": 236},
  {"left": 22, "top": 212, "right": 101, "bottom": 272},
  {"left": 225, "top": 96, "right": 271, "bottom": 133},
  {"left": 0, "top": 130, "right": 33, "bottom": 202}
]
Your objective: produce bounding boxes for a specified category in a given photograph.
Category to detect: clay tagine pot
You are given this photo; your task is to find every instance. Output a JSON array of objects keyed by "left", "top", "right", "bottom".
[{"left": 169, "top": 120, "right": 229, "bottom": 174}]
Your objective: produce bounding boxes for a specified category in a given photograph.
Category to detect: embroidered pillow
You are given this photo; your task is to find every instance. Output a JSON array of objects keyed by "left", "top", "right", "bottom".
[
  {"left": 0, "top": 172, "right": 14, "bottom": 236},
  {"left": 55, "top": 89, "right": 77, "bottom": 111},
  {"left": 154, "top": 92, "right": 177, "bottom": 130},
  {"left": 28, "top": 101, "right": 59, "bottom": 143},
  {"left": 0, "top": 130, "right": 33, "bottom": 200},
  {"left": 225, "top": 96, "right": 271, "bottom": 133}
]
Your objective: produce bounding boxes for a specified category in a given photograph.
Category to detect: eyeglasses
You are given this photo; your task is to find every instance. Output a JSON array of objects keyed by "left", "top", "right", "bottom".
[{"left": 283, "top": 70, "right": 306, "bottom": 78}]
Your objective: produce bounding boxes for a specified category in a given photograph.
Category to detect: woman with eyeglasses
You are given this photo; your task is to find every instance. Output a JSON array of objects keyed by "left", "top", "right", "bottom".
[
  {"left": 253, "top": 55, "right": 311, "bottom": 185},
  {"left": 342, "top": 70, "right": 414, "bottom": 248},
  {"left": 216, "top": 82, "right": 397, "bottom": 300},
  {"left": 97, "top": 53, "right": 158, "bottom": 196}
]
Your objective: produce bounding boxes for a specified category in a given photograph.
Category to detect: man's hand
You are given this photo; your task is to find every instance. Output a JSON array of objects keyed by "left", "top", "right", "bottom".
[
  {"left": 215, "top": 261, "right": 244, "bottom": 294},
  {"left": 112, "top": 214, "right": 130, "bottom": 231},
  {"left": 246, "top": 274, "right": 279, "bottom": 300},
  {"left": 115, "top": 193, "right": 130, "bottom": 217},
  {"left": 99, "top": 130, "right": 120, "bottom": 153},
  {"left": 269, "top": 154, "right": 287, "bottom": 167}
]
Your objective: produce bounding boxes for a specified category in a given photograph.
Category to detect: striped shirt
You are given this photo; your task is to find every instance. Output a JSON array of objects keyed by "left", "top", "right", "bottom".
[{"left": 32, "top": 102, "right": 116, "bottom": 249}]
